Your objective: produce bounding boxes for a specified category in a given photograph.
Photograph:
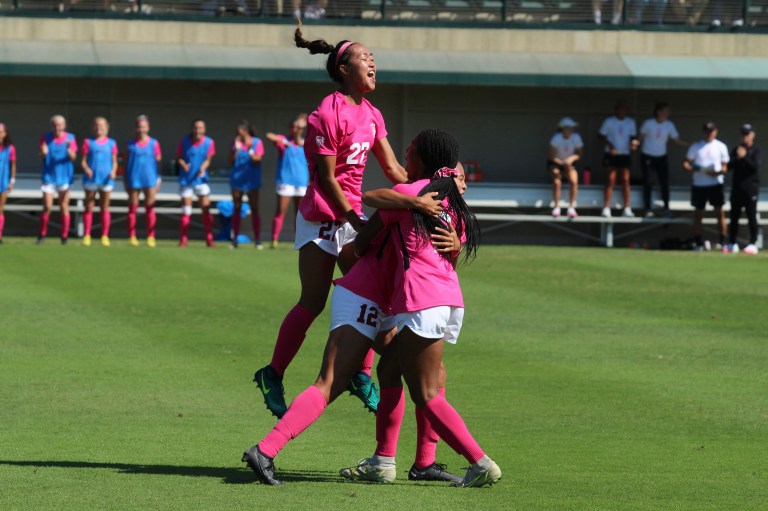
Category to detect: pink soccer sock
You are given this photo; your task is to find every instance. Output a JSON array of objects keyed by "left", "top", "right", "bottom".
[
  {"left": 146, "top": 205, "right": 156, "bottom": 238},
  {"left": 258, "top": 385, "right": 327, "bottom": 458},
  {"left": 360, "top": 349, "right": 375, "bottom": 377},
  {"left": 83, "top": 211, "right": 93, "bottom": 237},
  {"left": 232, "top": 213, "right": 241, "bottom": 239},
  {"left": 251, "top": 213, "right": 261, "bottom": 242},
  {"left": 61, "top": 214, "right": 70, "bottom": 239},
  {"left": 269, "top": 304, "right": 318, "bottom": 376},
  {"left": 180, "top": 214, "right": 191, "bottom": 240},
  {"left": 272, "top": 214, "right": 284, "bottom": 242},
  {"left": 39, "top": 212, "right": 50, "bottom": 237},
  {"left": 202, "top": 210, "right": 213, "bottom": 240},
  {"left": 101, "top": 210, "right": 111, "bottom": 237},
  {"left": 128, "top": 204, "right": 138, "bottom": 238},
  {"left": 414, "top": 387, "right": 446, "bottom": 468},
  {"left": 0, "top": 214, "right": 5, "bottom": 238},
  {"left": 374, "top": 386, "right": 405, "bottom": 458},
  {"left": 423, "top": 394, "right": 485, "bottom": 465}
]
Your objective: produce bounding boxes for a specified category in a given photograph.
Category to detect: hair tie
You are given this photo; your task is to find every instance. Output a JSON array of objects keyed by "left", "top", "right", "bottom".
[
  {"left": 335, "top": 41, "right": 356, "bottom": 68},
  {"left": 433, "top": 167, "right": 459, "bottom": 179}
]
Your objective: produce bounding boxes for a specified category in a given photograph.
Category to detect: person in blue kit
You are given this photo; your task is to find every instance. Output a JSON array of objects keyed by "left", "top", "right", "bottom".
[
  {"left": 266, "top": 114, "right": 309, "bottom": 249},
  {"left": 0, "top": 122, "right": 17, "bottom": 244},
  {"left": 125, "top": 115, "right": 163, "bottom": 248},
  {"left": 176, "top": 118, "right": 216, "bottom": 248},
  {"left": 81, "top": 116, "right": 118, "bottom": 247},
  {"left": 38, "top": 115, "right": 77, "bottom": 245},
  {"left": 228, "top": 120, "right": 264, "bottom": 249}
]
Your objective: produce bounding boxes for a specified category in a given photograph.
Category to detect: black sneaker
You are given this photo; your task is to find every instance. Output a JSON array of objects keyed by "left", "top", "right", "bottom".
[
  {"left": 60, "top": 237, "right": 68, "bottom": 245},
  {"left": 36, "top": 236, "right": 45, "bottom": 245},
  {"left": 231, "top": 239, "right": 239, "bottom": 249},
  {"left": 408, "top": 463, "right": 463, "bottom": 484},
  {"left": 254, "top": 365, "right": 287, "bottom": 419},
  {"left": 242, "top": 445, "right": 283, "bottom": 485}
]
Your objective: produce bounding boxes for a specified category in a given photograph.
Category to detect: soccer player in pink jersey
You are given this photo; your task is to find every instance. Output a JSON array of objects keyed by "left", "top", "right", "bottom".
[
  {"left": 81, "top": 117, "right": 118, "bottom": 247},
  {"left": 0, "top": 123, "right": 17, "bottom": 244},
  {"left": 124, "top": 115, "right": 162, "bottom": 248},
  {"left": 252, "top": 24, "right": 441, "bottom": 419},
  {"left": 241, "top": 128, "right": 498, "bottom": 487}
]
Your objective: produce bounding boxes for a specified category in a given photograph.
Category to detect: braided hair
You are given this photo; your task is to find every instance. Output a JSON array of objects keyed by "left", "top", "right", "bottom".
[
  {"left": 294, "top": 22, "right": 355, "bottom": 84},
  {"left": 410, "top": 130, "right": 480, "bottom": 265}
]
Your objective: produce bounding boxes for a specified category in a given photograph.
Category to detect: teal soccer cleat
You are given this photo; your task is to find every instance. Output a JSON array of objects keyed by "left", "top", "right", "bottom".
[
  {"left": 254, "top": 365, "right": 287, "bottom": 419},
  {"left": 346, "top": 370, "right": 379, "bottom": 413}
]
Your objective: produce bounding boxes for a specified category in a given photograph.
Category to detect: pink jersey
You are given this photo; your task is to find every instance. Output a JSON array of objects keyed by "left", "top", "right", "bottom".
[
  {"left": 379, "top": 180, "right": 464, "bottom": 313},
  {"left": 299, "top": 91, "right": 388, "bottom": 222},
  {"left": 334, "top": 227, "right": 397, "bottom": 313}
]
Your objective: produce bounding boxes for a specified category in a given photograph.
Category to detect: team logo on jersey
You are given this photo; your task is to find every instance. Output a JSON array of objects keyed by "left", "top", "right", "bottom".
[
  {"left": 370, "top": 123, "right": 376, "bottom": 137},
  {"left": 315, "top": 135, "right": 325, "bottom": 148}
]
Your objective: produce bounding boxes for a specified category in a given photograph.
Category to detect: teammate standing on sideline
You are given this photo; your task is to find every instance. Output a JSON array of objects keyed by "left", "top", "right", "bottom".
[
  {"left": 599, "top": 100, "right": 638, "bottom": 218},
  {"left": 38, "top": 115, "right": 77, "bottom": 245},
  {"left": 125, "top": 115, "right": 162, "bottom": 248},
  {"left": 0, "top": 123, "right": 17, "bottom": 244},
  {"left": 638, "top": 103, "right": 687, "bottom": 218},
  {"left": 547, "top": 117, "right": 583, "bottom": 218},
  {"left": 177, "top": 119, "right": 216, "bottom": 248},
  {"left": 724, "top": 123, "right": 762, "bottom": 255},
  {"left": 229, "top": 120, "right": 265, "bottom": 249},
  {"left": 683, "top": 122, "right": 730, "bottom": 251},
  {"left": 81, "top": 117, "right": 118, "bottom": 247},
  {"left": 252, "top": 23, "right": 441, "bottom": 420},
  {"left": 266, "top": 115, "right": 309, "bottom": 249}
]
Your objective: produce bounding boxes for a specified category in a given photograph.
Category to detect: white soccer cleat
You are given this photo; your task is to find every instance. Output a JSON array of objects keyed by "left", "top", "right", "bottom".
[
  {"left": 339, "top": 458, "right": 396, "bottom": 483},
  {"left": 567, "top": 207, "right": 578, "bottom": 218},
  {"left": 601, "top": 207, "right": 611, "bottom": 218},
  {"left": 743, "top": 244, "right": 759, "bottom": 255},
  {"left": 453, "top": 459, "right": 502, "bottom": 488},
  {"left": 622, "top": 207, "right": 635, "bottom": 218}
]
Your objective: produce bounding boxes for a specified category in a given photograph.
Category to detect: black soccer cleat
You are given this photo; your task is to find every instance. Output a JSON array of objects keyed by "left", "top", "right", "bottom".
[
  {"left": 408, "top": 463, "right": 464, "bottom": 484},
  {"left": 36, "top": 236, "right": 45, "bottom": 245},
  {"left": 242, "top": 445, "right": 284, "bottom": 485},
  {"left": 60, "top": 237, "right": 68, "bottom": 246}
]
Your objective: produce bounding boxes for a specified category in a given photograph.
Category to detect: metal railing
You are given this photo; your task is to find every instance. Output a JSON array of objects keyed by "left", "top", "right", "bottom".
[{"left": 2, "top": 0, "right": 766, "bottom": 27}]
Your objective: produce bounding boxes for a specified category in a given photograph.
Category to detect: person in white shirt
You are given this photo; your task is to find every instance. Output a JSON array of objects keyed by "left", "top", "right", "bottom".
[
  {"left": 547, "top": 117, "right": 584, "bottom": 218},
  {"left": 599, "top": 100, "right": 638, "bottom": 217},
  {"left": 638, "top": 103, "right": 688, "bottom": 217},
  {"left": 683, "top": 122, "right": 730, "bottom": 250}
]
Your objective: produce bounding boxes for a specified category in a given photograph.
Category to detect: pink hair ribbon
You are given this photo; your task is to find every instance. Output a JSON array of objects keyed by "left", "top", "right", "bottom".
[
  {"left": 433, "top": 167, "right": 459, "bottom": 179},
  {"left": 335, "top": 41, "right": 357, "bottom": 68}
]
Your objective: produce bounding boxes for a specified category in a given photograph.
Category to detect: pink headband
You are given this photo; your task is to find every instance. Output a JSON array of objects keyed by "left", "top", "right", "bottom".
[
  {"left": 433, "top": 167, "right": 460, "bottom": 179},
  {"left": 335, "top": 41, "right": 357, "bottom": 68}
]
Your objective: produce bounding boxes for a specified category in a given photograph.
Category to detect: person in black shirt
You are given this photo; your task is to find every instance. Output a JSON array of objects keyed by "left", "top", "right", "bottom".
[{"left": 725, "top": 123, "right": 762, "bottom": 255}]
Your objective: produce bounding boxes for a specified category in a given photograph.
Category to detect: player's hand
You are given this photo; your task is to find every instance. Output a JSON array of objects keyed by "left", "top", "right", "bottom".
[
  {"left": 7, "top": 182, "right": 13, "bottom": 193},
  {"left": 84, "top": 169, "right": 94, "bottom": 178},
  {"left": 431, "top": 225, "right": 460, "bottom": 254},
  {"left": 198, "top": 170, "right": 206, "bottom": 177},
  {"left": 415, "top": 192, "right": 443, "bottom": 218},
  {"left": 234, "top": 139, "right": 243, "bottom": 151},
  {"left": 349, "top": 215, "right": 367, "bottom": 232},
  {"left": 736, "top": 146, "right": 747, "bottom": 158},
  {"left": 40, "top": 142, "right": 49, "bottom": 156},
  {"left": 609, "top": 147, "right": 617, "bottom": 156}
]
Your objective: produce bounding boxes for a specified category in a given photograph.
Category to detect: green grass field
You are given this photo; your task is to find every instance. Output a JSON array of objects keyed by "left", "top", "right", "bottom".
[{"left": 1, "top": 239, "right": 766, "bottom": 510}]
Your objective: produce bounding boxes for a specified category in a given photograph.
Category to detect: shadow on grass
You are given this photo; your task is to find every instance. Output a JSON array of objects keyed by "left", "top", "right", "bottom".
[{"left": 0, "top": 460, "right": 342, "bottom": 485}]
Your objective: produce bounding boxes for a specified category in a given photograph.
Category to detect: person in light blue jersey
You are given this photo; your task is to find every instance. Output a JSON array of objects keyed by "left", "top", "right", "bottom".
[
  {"left": 228, "top": 120, "right": 264, "bottom": 249},
  {"left": 38, "top": 115, "right": 77, "bottom": 245},
  {"left": 0, "top": 123, "right": 17, "bottom": 244},
  {"left": 176, "top": 119, "right": 216, "bottom": 247},
  {"left": 81, "top": 117, "right": 118, "bottom": 247},
  {"left": 124, "top": 115, "right": 162, "bottom": 248}
]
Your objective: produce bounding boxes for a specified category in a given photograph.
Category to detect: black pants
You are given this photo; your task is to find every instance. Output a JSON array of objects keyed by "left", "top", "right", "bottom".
[
  {"left": 729, "top": 188, "right": 759, "bottom": 244},
  {"left": 641, "top": 154, "right": 669, "bottom": 211}
]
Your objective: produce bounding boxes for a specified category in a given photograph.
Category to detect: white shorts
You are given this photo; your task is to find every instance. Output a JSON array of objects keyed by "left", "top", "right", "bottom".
[
  {"left": 84, "top": 183, "right": 114, "bottom": 192},
  {"left": 41, "top": 183, "right": 70, "bottom": 194},
  {"left": 179, "top": 184, "right": 211, "bottom": 198},
  {"left": 395, "top": 306, "right": 464, "bottom": 344},
  {"left": 329, "top": 286, "right": 390, "bottom": 341},
  {"left": 276, "top": 184, "right": 307, "bottom": 197},
  {"left": 293, "top": 210, "right": 362, "bottom": 256}
]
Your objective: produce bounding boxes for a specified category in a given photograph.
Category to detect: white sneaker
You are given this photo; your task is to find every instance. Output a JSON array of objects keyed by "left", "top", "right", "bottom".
[
  {"left": 453, "top": 458, "right": 502, "bottom": 488},
  {"left": 567, "top": 207, "right": 578, "bottom": 218},
  {"left": 743, "top": 244, "right": 759, "bottom": 255},
  {"left": 551, "top": 207, "right": 561, "bottom": 217},
  {"left": 601, "top": 207, "right": 611, "bottom": 218},
  {"left": 622, "top": 208, "right": 635, "bottom": 218},
  {"left": 644, "top": 210, "right": 655, "bottom": 218},
  {"left": 339, "top": 458, "right": 396, "bottom": 483}
]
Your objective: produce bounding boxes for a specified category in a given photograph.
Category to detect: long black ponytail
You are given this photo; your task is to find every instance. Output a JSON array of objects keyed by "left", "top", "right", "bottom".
[{"left": 294, "top": 21, "right": 355, "bottom": 84}]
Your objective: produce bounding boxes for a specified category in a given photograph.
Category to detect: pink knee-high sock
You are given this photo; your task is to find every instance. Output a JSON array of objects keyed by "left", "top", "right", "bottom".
[
  {"left": 251, "top": 213, "right": 261, "bottom": 241},
  {"left": 83, "top": 211, "right": 93, "bottom": 237},
  {"left": 202, "top": 210, "right": 213, "bottom": 239},
  {"left": 374, "top": 386, "right": 405, "bottom": 457},
  {"left": 101, "top": 210, "right": 111, "bottom": 237},
  {"left": 60, "top": 214, "right": 70, "bottom": 239},
  {"left": 272, "top": 214, "right": 284, "bottom": 242},
  {"left": 414, "top": 387, "right": 446, "bottom": 468},
  {"left": 423, "top": 394, "right": 485, "bottom": 465},
  {"left": 258, "top": 385, "right": 327, "bottom": 458},
  {"left": 146, "top": 205, "right": 156, "bottom": 238},
  {"left": 269, "top": 304, "right": 318, "bottom": 376},
  {"left": 180, "top": 214, "right": 191, "bottom": 240},
  {"left": 128, "top": 204, "right": 138, "bottom": 238},
  {"left": 39, "top": 212, "right": 50, "bottom": 237},
  {"left": 360, "top": 349, "right": 375, "bottom": 377},
  {"left": 232, "top": 213, "right": 241, "bottom": 239},
  {"left": 0, "top": 214, "right": 5, "bottom": 238}
]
